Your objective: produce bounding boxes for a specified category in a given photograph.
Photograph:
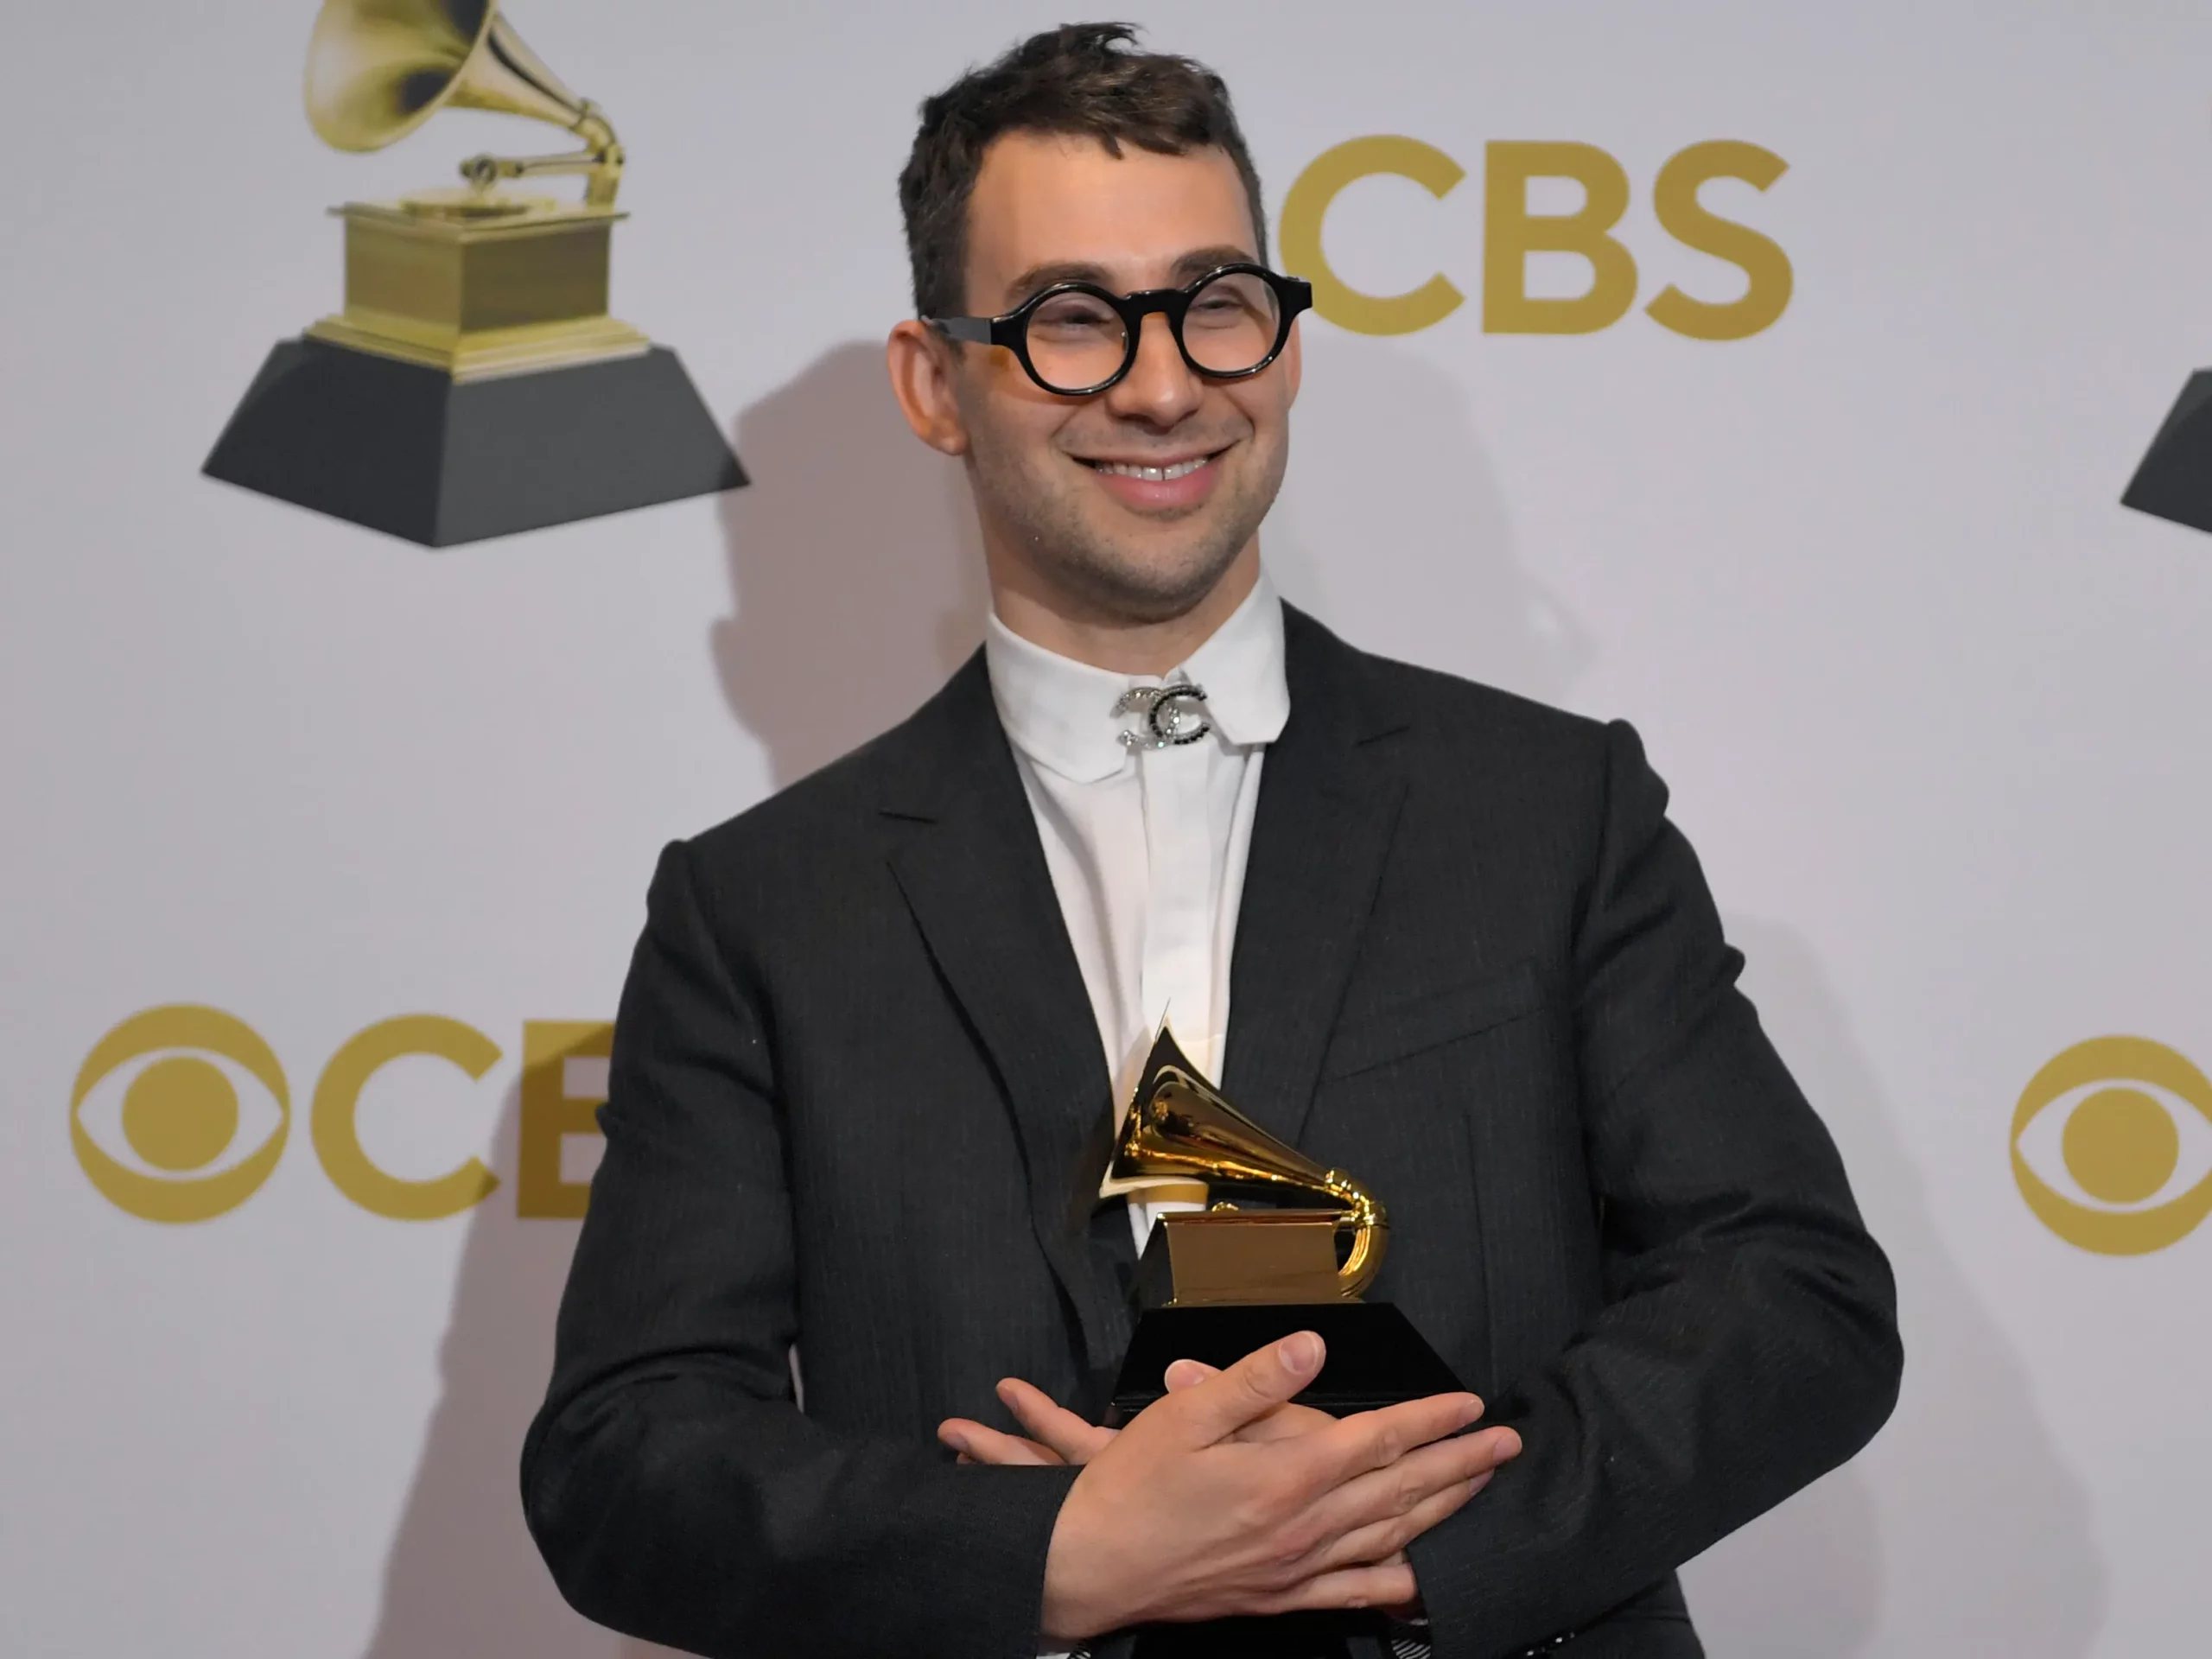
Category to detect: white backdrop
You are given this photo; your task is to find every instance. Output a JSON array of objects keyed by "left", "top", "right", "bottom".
[{"left": 4, "top": 3, "right": 2209, "bottom": 1654}]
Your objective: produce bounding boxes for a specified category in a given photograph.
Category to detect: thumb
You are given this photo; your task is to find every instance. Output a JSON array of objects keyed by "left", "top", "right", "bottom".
[
  {"left": 1162, "top": 1358, "right": 1218, "bottom": 1391},
  {"left": 1150, "top": 1332, "right": 1325, "bottom": 1446}
]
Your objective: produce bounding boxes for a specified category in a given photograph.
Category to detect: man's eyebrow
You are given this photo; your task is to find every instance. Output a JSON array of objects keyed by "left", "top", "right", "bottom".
[
  {"left": 1167, "top": 245, "right": 1260, "bottom": 283},
  {"left": 995, "top": 245, "right": 1263, "bottom": 310},
  {"left": 1000, "top": 260, "right": 1117, "bottom": 306}
]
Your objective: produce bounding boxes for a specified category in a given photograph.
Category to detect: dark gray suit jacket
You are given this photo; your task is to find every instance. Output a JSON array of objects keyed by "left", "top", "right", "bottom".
[{"left": 522, "top": 607, "right": 1902, "bottom": 1659}]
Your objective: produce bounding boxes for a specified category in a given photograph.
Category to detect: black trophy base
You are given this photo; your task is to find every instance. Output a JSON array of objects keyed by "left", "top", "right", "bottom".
[
  {"left": 2124, "top": 369, "right": 2212, "bottom": 533},
  {"left": 202, "top": 339, "right": 746, "bottom": 547},
  {"left": 1127, "top": 1610, "right": 1399, "bottom": 1658},
  {"left": 1109, "top": 1302, "right": 1464, "bottom": 1425}
]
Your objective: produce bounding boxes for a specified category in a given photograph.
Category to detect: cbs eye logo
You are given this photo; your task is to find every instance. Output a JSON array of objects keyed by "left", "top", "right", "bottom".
[
  {"left": 2012, "top": 1036, "right": 2212, "bottom": 1255},
  {"left": 71, "top": 1005, "right": 612, "bottom": 1224},
  {"left": 71, "top": 1007, "right": 291, "bottom": 1224}
]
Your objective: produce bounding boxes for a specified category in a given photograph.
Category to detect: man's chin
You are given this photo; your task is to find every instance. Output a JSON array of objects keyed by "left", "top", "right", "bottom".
[{"left": 1049, "top": 533, "right": 1249, "bottom": 625}]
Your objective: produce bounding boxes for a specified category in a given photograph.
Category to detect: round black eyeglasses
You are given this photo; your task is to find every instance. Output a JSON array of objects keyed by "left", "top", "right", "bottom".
[{"left": 927, "top": 263, "right": 1313, "bottom": 397}]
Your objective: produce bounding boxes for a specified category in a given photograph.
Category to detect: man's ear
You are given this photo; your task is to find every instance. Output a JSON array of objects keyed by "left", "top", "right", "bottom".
[{"left": 886, "top": 321, "right": 972, "bottom": 457}]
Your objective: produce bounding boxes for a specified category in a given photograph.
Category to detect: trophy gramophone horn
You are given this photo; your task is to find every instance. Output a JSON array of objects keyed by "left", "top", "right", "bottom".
[
  {"left": 1111, "top": 1028, "right": 1389, "bottom": 1300},
  {"left": 305, "top": 0, "right": 624, "bottom": 207}
]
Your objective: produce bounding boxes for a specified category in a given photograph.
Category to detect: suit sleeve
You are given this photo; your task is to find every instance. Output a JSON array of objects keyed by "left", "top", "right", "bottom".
[
  {"left": 1406, "top": 721, "right": 1904, "bottom": 1658},
  {"left": 519, "top": 839, "right": 1078, "bottom": 1659}
]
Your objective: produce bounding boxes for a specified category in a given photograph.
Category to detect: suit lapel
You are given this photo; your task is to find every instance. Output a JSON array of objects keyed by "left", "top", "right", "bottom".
[
  {"left": 1222, "top": 608, "right": 1411, "bottom": 1151},
  {"left": 876, "top": 654, "right": 1129, "bottom": 1375},
  {"left": 867, "top": 616, "right": 1408, "bottom": 1370}
]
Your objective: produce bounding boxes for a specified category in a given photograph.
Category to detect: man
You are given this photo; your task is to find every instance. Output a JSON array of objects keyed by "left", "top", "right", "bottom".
[{"left": 523, "top": 24, "right": 1902, "bottom": 1659}]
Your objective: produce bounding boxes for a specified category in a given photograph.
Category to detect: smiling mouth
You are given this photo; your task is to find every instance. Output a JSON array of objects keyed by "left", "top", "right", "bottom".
[{"left": 1083, "top": 451, "right": 1220, "bottom": 481}]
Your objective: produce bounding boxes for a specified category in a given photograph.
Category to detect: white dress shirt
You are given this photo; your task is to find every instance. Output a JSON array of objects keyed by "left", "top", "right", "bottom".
[
  {"left": 984, "top": 572, "right": 1291, "bottom": 1250},
  {"left": 991, "top": 581, "right": 1431, "bottom": 1658}
]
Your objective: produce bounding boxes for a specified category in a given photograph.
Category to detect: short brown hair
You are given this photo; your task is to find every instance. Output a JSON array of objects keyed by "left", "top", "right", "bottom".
[{"left": 897, "top": 22, "right": 1268, "bottom": 320}]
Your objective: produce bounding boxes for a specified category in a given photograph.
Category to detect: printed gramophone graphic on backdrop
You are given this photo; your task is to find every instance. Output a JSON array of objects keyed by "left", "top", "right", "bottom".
[
  {"left": 2125, "top": 360, "right": 2212, "bottom": 533},
  {"left": 203, "top": 0, "right": 745, "bottom": 547}
]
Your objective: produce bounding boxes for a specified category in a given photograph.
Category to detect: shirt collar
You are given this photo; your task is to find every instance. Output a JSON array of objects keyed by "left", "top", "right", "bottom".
[{"left": 985, "top": 570, "right": 1290, "bottom": 785}]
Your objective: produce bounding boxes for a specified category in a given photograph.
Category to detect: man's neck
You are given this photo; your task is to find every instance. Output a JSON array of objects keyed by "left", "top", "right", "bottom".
[{"left": 988, "top": 543, "right": 1262, "bottom": 676}]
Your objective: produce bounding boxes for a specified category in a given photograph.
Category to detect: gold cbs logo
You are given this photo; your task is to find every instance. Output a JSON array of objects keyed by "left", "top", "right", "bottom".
[
  {"left": 2012, "top": 1036, "right": 2212, "bottom": 1255},
  {"left": 71, "top": 1006, "right": 613, "bottom": 1224},
  {"left": 1281, "top": 137, "right": 1791, "bottom": 340}
]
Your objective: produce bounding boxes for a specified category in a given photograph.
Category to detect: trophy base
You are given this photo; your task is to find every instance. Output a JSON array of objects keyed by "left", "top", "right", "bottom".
[
  {"left": 2124, "top": 368, "right": 2212, "bottom": 533},
  {"left": 1107, "top": 1302, "right": 1464, "bottom": 1425},
  {"left": 202, "top": 338, "right": 746, "bottom": 546}
]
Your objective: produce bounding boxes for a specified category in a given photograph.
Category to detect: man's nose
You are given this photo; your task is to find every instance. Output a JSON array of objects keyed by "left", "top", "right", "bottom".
[{"left": 1102, "top": 311, "right": 1204, "bottom": 427}]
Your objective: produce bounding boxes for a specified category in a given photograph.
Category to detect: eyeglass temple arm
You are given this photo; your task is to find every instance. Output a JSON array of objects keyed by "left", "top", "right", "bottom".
[{"left": 927, "top": 317, "right": 996, "bottom": 345}]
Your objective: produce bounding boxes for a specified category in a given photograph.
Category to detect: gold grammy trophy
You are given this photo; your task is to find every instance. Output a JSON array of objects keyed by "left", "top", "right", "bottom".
[
  {"left": 1105, "top": 1030, "right": 1462, "bottom": 1421},
  {"left": 203, "top": 0, "right": 744, "bottom": 547}
]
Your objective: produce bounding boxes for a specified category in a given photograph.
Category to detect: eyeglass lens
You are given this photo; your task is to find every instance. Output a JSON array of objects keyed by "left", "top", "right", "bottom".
[{"left": 1025, "top": 270, "right": 1282, "bottom": 391}]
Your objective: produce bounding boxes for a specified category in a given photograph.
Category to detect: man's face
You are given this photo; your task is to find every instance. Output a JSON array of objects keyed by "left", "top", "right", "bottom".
[{"left": 936, "top": 133, "right": 1299, "bottom": 625}]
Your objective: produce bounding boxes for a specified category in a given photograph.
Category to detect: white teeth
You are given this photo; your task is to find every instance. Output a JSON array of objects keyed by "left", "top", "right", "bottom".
[{"left": 1092, "top": 455, "right": 1210, "bottom": 481}]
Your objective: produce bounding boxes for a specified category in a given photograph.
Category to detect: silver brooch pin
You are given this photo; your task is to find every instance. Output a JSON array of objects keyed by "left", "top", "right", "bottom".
[{"left": 1116, "top": 682, "right": 1211, "bottom": 750}]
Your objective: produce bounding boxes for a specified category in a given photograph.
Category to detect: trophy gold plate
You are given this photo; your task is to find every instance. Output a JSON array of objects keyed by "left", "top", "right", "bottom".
[{"left": 1104, "top": 1031, "right": 1463, "bottom": 1423}]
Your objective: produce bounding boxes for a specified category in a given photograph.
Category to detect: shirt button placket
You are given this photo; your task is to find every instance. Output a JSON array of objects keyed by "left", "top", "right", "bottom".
[{"left": 1139, "top": 740, "right": 1217, "bottom": 1077}]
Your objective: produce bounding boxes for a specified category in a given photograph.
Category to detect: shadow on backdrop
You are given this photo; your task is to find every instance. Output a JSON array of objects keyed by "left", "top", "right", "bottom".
[
  {"left": 1681, "top": 920, "right": 2106, "bottom": 1657},
  {"left": 359, "top": 1085, "right": 684, "bottom": 1659},
  {"left": 1265, "top": 331, "right": 1595, "bottom": 706},
  {"left": 713, "top": 339, "right": 989, "bottom": 786},
  {"left": 361, "top": 340, "right": 990, "bottom": 1659}
]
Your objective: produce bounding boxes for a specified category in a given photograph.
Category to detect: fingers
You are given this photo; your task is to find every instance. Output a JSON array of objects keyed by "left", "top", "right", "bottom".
[
  {"left": 1162, "top": 1357, "right": 1213, "bottom": 1391},
  {"left": 1310, "top": 1465, "right": 1492, "bottom": 1573},
  {"left": 998, "top": 1378, "right": 1116, "bottom": 1465},
  {"left": 1165, "top": 1357, "right": 1472, "bottom": 1452},
  {"left": 1299, "top": 1423, "right": 1522, "bottom": 1560},
  {"left": 1146, "top": 1332, "right": 1327, "bottom": 1447},
  {"left": 1249, "top": 1559, "right": 1420, "bottom": 1617},
  {"left": 940, "top": 1379, "right": 1122, "bottom": 1468},
  {"left": 1164, "top": 1357, "right": 1333, "bottom": 1445},
  {"left": 938, "top": 1417, "right": 1062, "bottom": 1466},
  {"left": 1312, "top": 1389, "right": 1490, "bottom": 1485},
  {"left": 1233, "top": 1401, "right": 1341, "bottom": 1445}
]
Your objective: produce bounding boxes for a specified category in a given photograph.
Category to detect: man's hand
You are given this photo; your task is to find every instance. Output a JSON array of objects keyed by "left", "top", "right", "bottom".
[
  {"left": 947, "top": 1332, "right": 1520, "bottom": 1642},
  {"left": 938, "top": 1357, "right": 1332, "bottom": 1467},
  {"left": 939, "top": 1377, "right": 1120, "bottom": 1466}
]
